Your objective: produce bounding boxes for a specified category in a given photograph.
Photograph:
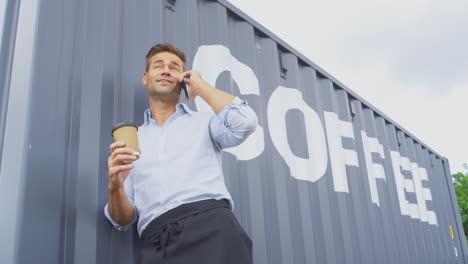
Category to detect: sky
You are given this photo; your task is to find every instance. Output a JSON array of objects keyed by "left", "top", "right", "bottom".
[{"left": 227, "top": 0, "right": 467, "bottom": 175}]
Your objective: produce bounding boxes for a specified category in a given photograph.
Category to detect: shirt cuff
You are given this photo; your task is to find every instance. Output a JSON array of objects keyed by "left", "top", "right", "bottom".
[
  {"left": 104, "top": 202, "right": 138, "bottom": 231},
  {"left": 217, "top": 97, "right": 249, "bottom": 120}
]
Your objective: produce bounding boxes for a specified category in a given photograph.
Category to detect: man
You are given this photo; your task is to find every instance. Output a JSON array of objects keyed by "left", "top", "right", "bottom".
[{"left": 104, "top": 43, "right": 257, "bottom": 264}]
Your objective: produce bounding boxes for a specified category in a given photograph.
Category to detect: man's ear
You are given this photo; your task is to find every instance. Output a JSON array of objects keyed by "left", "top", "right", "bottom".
[{"left": 142, "top": 72, "right": 147, "bottom": 86}]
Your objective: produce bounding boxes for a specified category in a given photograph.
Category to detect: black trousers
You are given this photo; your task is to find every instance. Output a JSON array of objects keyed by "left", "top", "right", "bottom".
[{"left": 139, "top": 199, "right": 253, "bottom": 264}]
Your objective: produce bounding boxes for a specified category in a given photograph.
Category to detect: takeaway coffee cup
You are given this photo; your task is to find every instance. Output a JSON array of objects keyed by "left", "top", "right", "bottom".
[{"left": 112, "top": 122, "right": 141, "bottom": 163}]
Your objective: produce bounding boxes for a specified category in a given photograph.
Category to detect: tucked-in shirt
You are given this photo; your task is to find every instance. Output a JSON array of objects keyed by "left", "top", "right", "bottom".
[{"left": 104, "top": 97, "right": 257, "bottom": 236}]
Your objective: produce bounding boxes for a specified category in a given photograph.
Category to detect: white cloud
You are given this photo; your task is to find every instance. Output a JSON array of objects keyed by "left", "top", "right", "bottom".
[{"left": 227, "top": 0, "right": 467, "bottom": 173}]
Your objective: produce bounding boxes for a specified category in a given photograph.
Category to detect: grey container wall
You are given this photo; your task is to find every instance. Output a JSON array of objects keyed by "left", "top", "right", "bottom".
[{"left": 0, "top": 0, "right": 466, "bottom": 263}]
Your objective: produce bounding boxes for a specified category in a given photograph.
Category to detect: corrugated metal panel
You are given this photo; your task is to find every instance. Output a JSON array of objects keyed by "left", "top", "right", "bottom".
[
  {"left": 0, "top": 0, "right": 20, "bottom": 183},
  {"left": 0, "top": 0, "right": 466, "bottom": 263}
]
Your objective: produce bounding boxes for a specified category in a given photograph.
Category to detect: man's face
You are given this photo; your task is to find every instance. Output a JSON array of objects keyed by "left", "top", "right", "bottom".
[{"left": 143, "top": 52, "right": 185, "bottom": 99}]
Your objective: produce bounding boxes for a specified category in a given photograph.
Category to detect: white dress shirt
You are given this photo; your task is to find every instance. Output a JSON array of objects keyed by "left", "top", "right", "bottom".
[{"left": 104, "top": 97, "right": 258, "bottom": 236}]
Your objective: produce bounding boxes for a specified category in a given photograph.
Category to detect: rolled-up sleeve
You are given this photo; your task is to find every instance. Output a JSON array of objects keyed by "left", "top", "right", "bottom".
[
  {"left": 209, "top": 97, "right": 258, "bottom": 149},
  {"left": 103, "top": 170, "right": 138, "bottom": 231}
]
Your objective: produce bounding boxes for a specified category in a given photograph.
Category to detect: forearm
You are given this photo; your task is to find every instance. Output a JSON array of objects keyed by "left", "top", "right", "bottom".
[
  {"left": 197, "top": 81, "right": 235, "bottom": 114},
  {"left": 107, "top": 188, "right": 135, "bottom": 226}
]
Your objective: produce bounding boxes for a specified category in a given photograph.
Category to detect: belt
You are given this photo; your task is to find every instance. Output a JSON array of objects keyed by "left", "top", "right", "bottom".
[{"left": 140, "top": 199, "right": 230, "bottom": 257}]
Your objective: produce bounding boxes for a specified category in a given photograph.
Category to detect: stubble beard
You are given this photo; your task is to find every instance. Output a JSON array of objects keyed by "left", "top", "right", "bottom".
[{"left": 149, "top": 82, "right": 181, "bottom": 100}]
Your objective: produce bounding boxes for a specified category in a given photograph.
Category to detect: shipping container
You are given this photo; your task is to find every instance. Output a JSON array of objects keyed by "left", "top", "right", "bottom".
[{"left": 0, "top": 0, "right": 466, "bottom": 263}]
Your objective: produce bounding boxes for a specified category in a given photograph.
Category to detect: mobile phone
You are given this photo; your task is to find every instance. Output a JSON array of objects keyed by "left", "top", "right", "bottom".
[{"left": 181, "top": 78, "right": 189, "bottom": 98}]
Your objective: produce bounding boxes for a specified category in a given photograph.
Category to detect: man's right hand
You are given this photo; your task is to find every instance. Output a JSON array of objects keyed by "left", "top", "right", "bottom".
[{"left": 107, "top": 141, "right": 137, "bottom": 192}]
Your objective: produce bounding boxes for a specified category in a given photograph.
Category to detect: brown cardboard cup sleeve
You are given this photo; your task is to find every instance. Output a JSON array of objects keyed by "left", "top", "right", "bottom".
[{"left": 112, "top": 122, "right": 141, "bottom": 163}]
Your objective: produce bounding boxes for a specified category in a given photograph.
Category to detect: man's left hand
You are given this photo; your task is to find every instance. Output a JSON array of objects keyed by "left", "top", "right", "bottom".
[
  {"left": 179, "top": 70, "right": 208, "bottom": 102},
  {"left": 179, "top": 70, "right": 235, "bottom": 113}
]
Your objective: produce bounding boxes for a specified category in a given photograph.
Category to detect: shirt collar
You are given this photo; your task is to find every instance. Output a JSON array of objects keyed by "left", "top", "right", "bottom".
[
  {"left": 177, "top": 103, "right": 194, "bottom": 116},
  {"left": 143, "top": 103, "right": 193, "bottom": 126}
]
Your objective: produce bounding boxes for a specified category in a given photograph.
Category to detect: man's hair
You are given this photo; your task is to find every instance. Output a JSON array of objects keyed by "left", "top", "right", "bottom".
[{"left": 145, "top": 43, "right": 186, "bottom": 71}]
